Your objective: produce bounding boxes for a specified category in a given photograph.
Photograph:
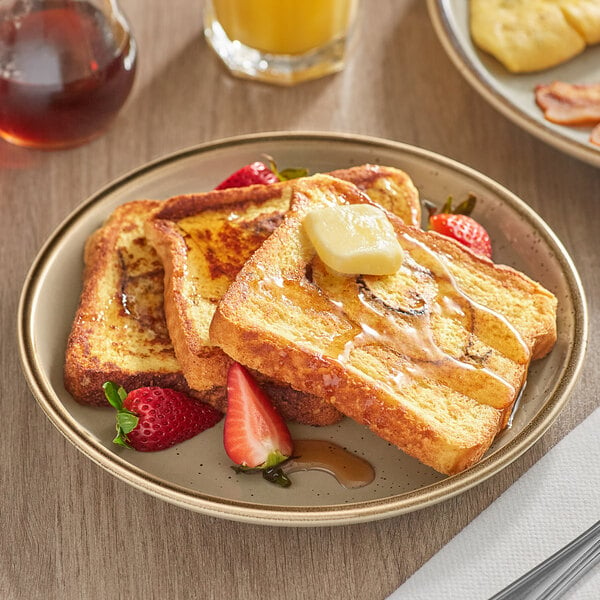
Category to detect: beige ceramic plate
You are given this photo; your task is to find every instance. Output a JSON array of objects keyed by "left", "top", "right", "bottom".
[
  {"left": 427, "top": 0, "right": 600, "bottom": 168},
  {"left": 18, "top": 132, "right": 587, "bottom": 526}
]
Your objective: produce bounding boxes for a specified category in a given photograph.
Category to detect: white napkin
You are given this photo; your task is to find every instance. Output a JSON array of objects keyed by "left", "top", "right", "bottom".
[{"left": 388, "top": 408, "right": 600, "bottom": 600}]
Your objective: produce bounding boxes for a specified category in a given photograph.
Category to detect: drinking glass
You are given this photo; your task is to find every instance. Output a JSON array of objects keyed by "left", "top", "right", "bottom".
[{"left": 204, "top": 0, "right": 359, "bottom": 85}]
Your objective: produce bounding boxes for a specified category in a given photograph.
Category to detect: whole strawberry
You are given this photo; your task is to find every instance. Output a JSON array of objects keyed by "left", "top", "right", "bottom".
[
  {"left": 214, "top": 158, "right": 308, "bottom": 190},
  {"left": 427, "top": 195, "right": 492, "bottom": 259},
  {"left": 214, "top": 161, "right": 279, "bottom": 190},
  {"left": 103, "top": 382, "right": 223, "bottom": 451}
]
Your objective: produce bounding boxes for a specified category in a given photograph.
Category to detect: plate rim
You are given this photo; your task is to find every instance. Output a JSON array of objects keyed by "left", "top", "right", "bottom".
[
  {"left": 18, "top": 131, "right": 589, "bottom": 526},
  {"left": 426, "top": 0, "right": 600, "bottom": 169}
]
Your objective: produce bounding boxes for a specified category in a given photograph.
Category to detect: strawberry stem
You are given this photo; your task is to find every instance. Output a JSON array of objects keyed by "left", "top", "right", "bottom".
[{"left": 102, "top": 381, "right": 139, "bottom": 448}]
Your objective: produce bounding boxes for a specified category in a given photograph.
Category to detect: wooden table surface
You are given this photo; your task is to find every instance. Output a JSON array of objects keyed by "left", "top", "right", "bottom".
[{"left": 2, "top": 1, "right": 598, "bottom": 598}]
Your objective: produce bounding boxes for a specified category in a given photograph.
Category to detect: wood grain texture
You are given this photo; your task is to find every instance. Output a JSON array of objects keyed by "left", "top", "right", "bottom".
[{"left": 1, "top": 0, "right": 598, "bottom": 598}]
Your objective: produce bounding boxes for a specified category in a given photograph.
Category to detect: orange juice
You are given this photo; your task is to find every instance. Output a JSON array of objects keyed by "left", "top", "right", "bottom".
[{"left": 212, "top": 0, "right": 357, "bottom": 55}]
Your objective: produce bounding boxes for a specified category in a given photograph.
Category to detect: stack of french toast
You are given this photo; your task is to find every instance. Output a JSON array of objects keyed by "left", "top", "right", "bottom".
[{"left": 64, "top": 163, "right": 557, "bottom": 476}]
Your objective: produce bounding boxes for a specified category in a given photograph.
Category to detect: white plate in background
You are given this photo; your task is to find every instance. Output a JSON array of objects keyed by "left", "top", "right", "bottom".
[{"left": 427, "top": 0, "right": 600, "bottom": 168}]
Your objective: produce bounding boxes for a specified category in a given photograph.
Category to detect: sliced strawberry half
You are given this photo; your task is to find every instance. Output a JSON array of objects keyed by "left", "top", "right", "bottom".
[{"left": 224, "top": 363, "right": 294, "bottom": 486}]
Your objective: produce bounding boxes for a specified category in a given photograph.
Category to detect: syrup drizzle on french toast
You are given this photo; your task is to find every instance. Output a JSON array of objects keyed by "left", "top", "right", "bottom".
[
  {"left": 296, "top": 229, "right": 530, "bottom": 410},
  {"left": 116, "top": 242, "right": 172, "bottom": 344}
]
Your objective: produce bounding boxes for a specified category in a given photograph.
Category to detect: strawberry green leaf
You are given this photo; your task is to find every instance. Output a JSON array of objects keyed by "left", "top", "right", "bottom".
[
  {"left": 112, "top": 432, "right": 131, "bottom": 448},
  {"left": 263, "top": 154, "right": 308, "bottom": 181},
  {"left": 103, "top": 381, "right": 124, "bottom": 410},
  {"left": 230, "top": 453, "right": 294, "bottom": 487},
  {"left": 231, "top": 465, "right": 264, "bottom": 475},
  {"left": 262, "top": 466, "right": 292, "bottom": 487},
  {"left": 441, "top": 196, "right": 454, "bottom": 214},
  {"left": 102, "top": 381, "right": 138, "bottom": 449},
  {"left": 263, "top": 450, "right": 290, "bottom": 468},
  {"left": 116, "top": 411, "right": 138, "bottom": 435},
  {"left": 278, "top": 167, "right": 309, "bottom": 181},
  {"left": 231, "top": 464, "right": 292, "bottom": 487},
  {"left": 427, "top": 194, "right": 478, "bottom": 224},
  {"left": 453, "top": 194, "right": 477, "bottom": 216}
]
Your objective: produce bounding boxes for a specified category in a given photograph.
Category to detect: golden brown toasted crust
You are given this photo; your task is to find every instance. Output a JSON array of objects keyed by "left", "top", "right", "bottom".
[
  {"left": 208, "top": 175, "right": 558, "bottom": 475},
  {"left": 146, "top": 185, "right": 341, "bottom": 425},
  {"left": 329, "top": 164, "right": 421, "bottom": 226},
  {"left": 64, "top": 200, "right": 192, "bottom": 406},
  {"left": 146, "top": 165, "right": 422, "bottom": 425}
]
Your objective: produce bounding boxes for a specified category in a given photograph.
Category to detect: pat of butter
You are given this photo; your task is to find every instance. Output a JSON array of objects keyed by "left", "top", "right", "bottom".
[{"left": 303, "top": 204, "right": 403, "bottom": 275}]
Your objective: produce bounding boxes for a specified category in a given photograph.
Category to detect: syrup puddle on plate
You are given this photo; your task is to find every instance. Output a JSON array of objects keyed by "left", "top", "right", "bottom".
[{"left": 282, "top": 439, "right": 375, "bottom": 488}]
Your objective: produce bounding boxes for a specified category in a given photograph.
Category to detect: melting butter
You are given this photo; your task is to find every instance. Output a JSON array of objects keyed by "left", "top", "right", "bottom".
[{"left": 303, "top": 204, "right": 404, "bottom": 275}]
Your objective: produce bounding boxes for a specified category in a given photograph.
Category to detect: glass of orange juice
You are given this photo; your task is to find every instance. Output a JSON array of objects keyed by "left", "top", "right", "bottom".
[{"left": 204, "top": 0, "right": 359, "bottom": 85}]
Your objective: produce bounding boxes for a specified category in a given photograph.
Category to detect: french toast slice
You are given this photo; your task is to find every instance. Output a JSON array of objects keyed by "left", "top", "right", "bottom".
[
  {"left": 145, "top": 165, "right": 421, "bottom": 425},
  {"left": 64, "top": 200, "right": 191, "bottom": 406},
  {"left": 208, "top": 175, "right": 558, "bottom": 475}
]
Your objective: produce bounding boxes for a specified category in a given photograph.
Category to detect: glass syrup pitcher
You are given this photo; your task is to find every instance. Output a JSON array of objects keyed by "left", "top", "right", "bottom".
[{"left": 0, "top": 0, "right": 137, "bottom": 149}]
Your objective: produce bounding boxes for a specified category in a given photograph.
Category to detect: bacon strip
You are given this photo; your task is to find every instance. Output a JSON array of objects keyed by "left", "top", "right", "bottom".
[{"left": 535, "top": 81, "right": 600, "bottom": 125}]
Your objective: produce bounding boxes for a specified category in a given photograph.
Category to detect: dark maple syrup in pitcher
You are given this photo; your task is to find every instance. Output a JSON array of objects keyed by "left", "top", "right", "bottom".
[{"left": 0, "top": 0, "right": 136, "bottom": 148}]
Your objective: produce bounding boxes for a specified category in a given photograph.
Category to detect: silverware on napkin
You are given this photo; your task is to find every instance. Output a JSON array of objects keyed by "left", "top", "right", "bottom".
[{"left": 489, "top": 520, "right": 600, "bottom": 600}]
